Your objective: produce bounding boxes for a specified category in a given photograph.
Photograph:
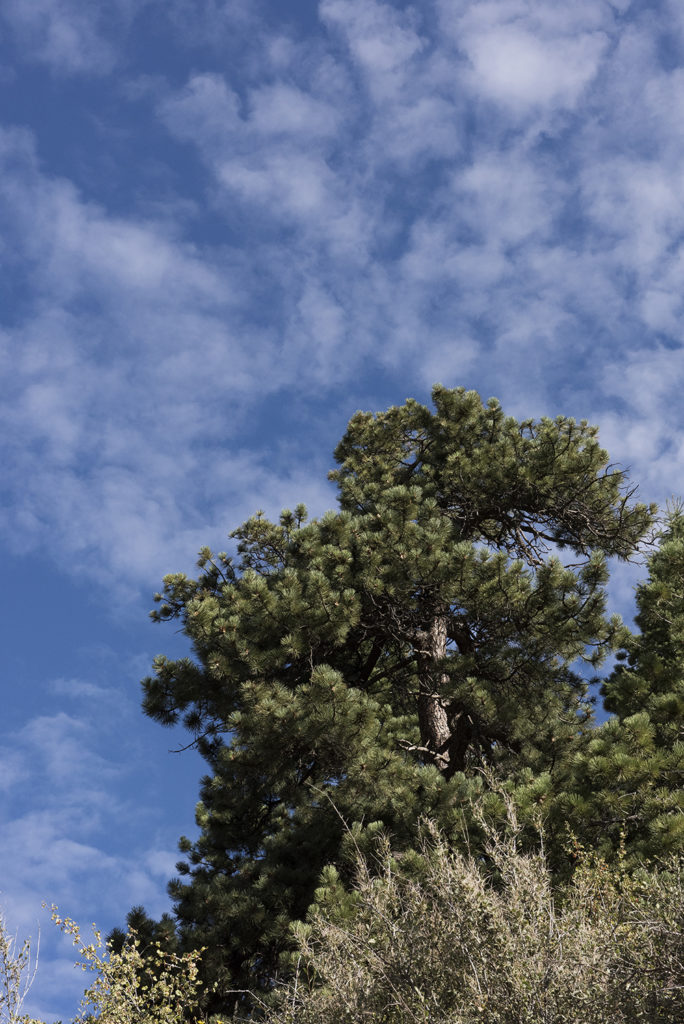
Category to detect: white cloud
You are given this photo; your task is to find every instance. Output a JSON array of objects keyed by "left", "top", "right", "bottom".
[
  {"left": 1, "top": 0, "right": 121, "bottom": 75},
  {"left": 50, "top": 677, "right": 126, "bottom": 704},
  {"left": 319, "top": 0, "right": 464, "bottom": 169},
  {"left": 455, "top": 152, "right": 564, "bottom": 245},
  {"left": 581, "top": 158, "right": 683, "bottom": 265},
  {"left": 415, "top": 337, "right": 478, "bottom": 390},
  {"left": 218, "top": 151, "right": 334, "bottom": 218},
  {"left": 321, "top": 0, "right": 425, "bottom": 78},
  {"left": 0, "top": 125, "right": 350, "bottom": 590},
  {"left": 158, "top": 73, "right": 242, "bottom": 151},
  {"left": 159, "top": 74, "right": 364, "bottom": 249},
  {"left": 592, "top": 345, "right": 684, "bottom": 514},
  {"left": 438, "top": 0, "right": 613, "bottom": 44},
  {"left": 148, "top": 3, "right": 622, "bottom": 438},
  {"left": 144, "top": 848, "right": 182, "bottom": 880},
  {"left": 248, "top": 83, "right": 342, "bottom": 139},
  {"left": 640, "top": 285, "right": 683, "bottom": 336},
  {"left": 432, "top": 1, "right": 612, "bottom": 124},
  {"left": 0, "top": 751, "right": 24, "bottom": 793},
  {"left": 463, "top": 25, "right": 607, "bottom": 110}
]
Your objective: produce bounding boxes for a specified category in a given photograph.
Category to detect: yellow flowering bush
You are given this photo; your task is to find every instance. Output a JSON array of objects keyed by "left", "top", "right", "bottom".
[
  {"left": 48, "top": 906, "right": 206, "bottom": 1024},
  {"left": 0, "top": 905, "right": 206, "bottom": 1024}
]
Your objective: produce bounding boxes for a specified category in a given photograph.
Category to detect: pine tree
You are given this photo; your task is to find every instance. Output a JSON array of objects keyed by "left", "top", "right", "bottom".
[
  {"left": 137, "top": 386, "right": 654, "bottom": 1011},
  {"left": 560, "top": 507, "right": 684, "bottom": 862}
]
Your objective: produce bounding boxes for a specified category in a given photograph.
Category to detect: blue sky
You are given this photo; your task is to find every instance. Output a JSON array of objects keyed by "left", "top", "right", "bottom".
[{"left": 0, "top": 0, "right": 682, "bottom": 1018}]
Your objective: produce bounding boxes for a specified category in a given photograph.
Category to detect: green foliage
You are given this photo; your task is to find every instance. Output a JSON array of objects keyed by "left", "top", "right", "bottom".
[
  {"left": 133, "top": 386, "right": 658, "bottom": 1009},
  {"left": 557, "top": 509, "right": 684, "bottom": 863}
]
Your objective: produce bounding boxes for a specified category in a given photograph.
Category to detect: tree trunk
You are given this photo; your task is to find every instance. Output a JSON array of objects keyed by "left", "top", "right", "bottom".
[{"left": 416, "top": 615, "right": 470, "bottom": 777}]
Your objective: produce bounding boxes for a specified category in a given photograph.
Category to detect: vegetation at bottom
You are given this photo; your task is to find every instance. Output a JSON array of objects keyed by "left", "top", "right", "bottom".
[
  {"left": 2, "top": 386, "right": 683, "bottom": 1022},
  {"left": 259, "top": 802, "right": 683, "bottom": 1024},
  {"left": 1, "top": 808, "right": 683, "bottom": 1022}
]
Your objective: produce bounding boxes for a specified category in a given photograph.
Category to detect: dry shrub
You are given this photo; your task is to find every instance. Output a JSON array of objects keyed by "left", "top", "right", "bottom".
[
  {"left": 258, "top": 809, "right": 683, "bottom": 1024},
  {"left": 0, "top": 908, "right": 39, "bottom": 1024}
]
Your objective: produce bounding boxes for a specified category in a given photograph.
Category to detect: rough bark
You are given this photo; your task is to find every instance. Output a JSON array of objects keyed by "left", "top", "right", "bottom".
[{"left": 416, "top": 615, "right": 470, "bottom": 777}]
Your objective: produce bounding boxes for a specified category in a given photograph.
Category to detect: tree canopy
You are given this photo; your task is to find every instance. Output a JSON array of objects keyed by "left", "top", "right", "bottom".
[{"left": 137, "top": 386, "right": 663, "bottom": 1011}]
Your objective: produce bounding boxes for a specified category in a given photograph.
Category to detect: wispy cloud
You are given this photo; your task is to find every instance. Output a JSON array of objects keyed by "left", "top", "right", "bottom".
[
  {"left": 0, "top": 0, "right": 681, "bottom": 598},
  {"left": 0, "top": 0, "right": 123, "bottom": 75},
  {"left": 0, "top": 124, "right": 338, "bottom": 589}
]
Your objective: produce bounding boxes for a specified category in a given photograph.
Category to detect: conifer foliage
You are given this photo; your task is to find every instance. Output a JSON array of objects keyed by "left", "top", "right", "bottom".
[
  {"left": 138, "top": 386, "right": 657, "bottom": 1007},
  {"left": 562, "top": 507, "right": 684, "bottom": 861}
]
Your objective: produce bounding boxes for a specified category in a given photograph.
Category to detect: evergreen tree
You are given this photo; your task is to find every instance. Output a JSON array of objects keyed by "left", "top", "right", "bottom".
[
  {"left": 560, "top": 507, "right": 684, "bottom": 862},
  {"left": 108, "top": 906, "right": 179, "bottom": 956},
  {"left": 138, "top": 386, "right": 654, "bottom": 1010}
]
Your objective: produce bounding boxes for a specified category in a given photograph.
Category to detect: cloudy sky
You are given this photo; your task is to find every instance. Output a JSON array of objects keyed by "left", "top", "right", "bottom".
[{"left": 1, "top": 0, "right": 682, "bottom": 1018}]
